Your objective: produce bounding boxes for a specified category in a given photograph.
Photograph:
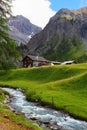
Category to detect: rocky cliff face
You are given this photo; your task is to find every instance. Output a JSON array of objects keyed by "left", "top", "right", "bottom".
[
  {"left": 27, "top": 7, "right": 87, "bottom": 62},
  {"left": 7, "top": 15, "right": 42, "bottom": 45}
]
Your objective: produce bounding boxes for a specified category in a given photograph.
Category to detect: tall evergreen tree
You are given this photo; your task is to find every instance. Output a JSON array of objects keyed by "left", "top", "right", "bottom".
[
  {"left": 0, "top": 0, "right": 12, "bottom": 39},
  {"left": 0, "top": 0, "right": 20, "bottom": 69},
  {"left": 0, "top": 0, "right": 12, "bottom": 17}
]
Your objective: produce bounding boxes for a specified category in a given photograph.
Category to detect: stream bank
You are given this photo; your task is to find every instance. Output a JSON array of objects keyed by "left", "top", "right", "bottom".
[{"left": 1, "top": 87, "right": 87, "bottom": 130}]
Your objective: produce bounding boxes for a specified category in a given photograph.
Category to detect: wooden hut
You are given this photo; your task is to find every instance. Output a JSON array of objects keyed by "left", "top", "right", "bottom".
[{"left": 22, "top": 55, "right": 50, "bottom": 68}]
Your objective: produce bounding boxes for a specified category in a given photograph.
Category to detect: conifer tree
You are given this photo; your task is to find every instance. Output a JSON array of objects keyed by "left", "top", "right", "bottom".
[
  {"left": 0, "top": 0, "right": 12, "bottom": 40},
  {"left": 0, "top": 0, "right": 12, "bottom": 18},
  {"left": 0, "top": 0, "right": 20, "bottom": 69}
]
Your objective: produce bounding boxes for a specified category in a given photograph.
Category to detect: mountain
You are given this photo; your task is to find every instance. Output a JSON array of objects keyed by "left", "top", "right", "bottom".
[
  {"left": 7, "top": 15, "right": 42, "bottom": 45},
  {"left": 27, "top": 7, "right": 87, "bottom": 62}
]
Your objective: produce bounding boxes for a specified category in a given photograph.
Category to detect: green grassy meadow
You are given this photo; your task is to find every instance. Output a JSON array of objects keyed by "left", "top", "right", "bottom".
[
  {"left": 0, "top": 89, "right": 42, "bottom": 130},
  {"left": 0, "top": 63, "right": 87, "bottom": 121}
]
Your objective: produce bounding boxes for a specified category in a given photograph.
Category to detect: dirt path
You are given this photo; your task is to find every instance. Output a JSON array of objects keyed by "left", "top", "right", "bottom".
[{"left": 0, "top": 114, "right": 32, "bottom": 130}]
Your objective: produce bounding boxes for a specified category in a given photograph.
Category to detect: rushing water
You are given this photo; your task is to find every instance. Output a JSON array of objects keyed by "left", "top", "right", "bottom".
[{"left": 2, "top": 87, "right": 87, "bottom": 130}]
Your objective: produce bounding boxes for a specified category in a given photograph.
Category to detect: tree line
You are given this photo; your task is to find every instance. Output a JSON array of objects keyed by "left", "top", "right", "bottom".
[{"left": 0, "top": 0, "right": 20, "bottom": 69}]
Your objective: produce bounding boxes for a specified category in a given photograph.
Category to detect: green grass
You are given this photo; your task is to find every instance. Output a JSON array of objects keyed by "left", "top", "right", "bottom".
[
  {"left": 0, "top": 88, "right": 8, "bottom": 102},
  {"left": 0, "top": 63, "right": 87, "bottom": 121},
  {"left": 0, "top": 105, "right": 42, "bottom": 130},
  {"left": 0, "top": 80, "right": 43, "bottom": 130}
]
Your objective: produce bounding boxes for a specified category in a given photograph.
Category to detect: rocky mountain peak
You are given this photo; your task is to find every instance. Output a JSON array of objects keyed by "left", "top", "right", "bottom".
[
  {"left": 7, "top": 15, "right": 42, "bottom": 45},
  {"left": 72, "top": 7, "right": 87, "bottom": 14},
  {"left": 57, "top": 8, "right": 71, "bottom": 15},
  {"left": 50, "top": 7, "right": 87, "bottom": 23},
  {"left": 8, "top": 15, "right": 42, "bottom": 36},
  {"left": 27, "top": 7, "right": 87, "bottom": 62},
  {"left": 50, "top": 8, "right": 74, "bottom": 22},
  {"left": 8, "top": 15, "right": 31, "bottom": 25}
]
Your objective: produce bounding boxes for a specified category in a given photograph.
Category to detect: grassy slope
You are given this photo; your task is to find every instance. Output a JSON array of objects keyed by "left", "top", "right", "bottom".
[
  {"left": 0, "top": 106, "right": 42, "bottom": 130},
  {"left": 0, "top": 89, "right": 42, "bottom": 130},
  {"left": 0, "top": 63, "right": 87, "bottom": 121}
]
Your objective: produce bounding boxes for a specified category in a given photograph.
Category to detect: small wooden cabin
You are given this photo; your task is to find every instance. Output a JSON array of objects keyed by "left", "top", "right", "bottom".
[{"left": 22, "top": 55, "right": 50, "bottom": 68}]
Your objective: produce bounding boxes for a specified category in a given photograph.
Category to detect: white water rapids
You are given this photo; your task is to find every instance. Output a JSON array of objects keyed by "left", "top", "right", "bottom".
[{"left": 2, "top": 87, "right": 87, "bottom": 130}]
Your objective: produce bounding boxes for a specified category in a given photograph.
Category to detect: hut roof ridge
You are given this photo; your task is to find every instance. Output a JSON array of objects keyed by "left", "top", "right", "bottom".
[{"left": 27, "top": 55, "right": 49, "bottom": 62}]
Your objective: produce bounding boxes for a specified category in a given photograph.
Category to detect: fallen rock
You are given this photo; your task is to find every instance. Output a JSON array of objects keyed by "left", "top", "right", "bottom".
[{"left": 9, "top": 94, "right": 14, "bottom": 98}]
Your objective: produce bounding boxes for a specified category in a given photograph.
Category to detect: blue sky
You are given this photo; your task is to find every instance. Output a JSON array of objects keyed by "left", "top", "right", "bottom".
[{"left": 49, "top": 0, "right": 86, "bottom": 11}]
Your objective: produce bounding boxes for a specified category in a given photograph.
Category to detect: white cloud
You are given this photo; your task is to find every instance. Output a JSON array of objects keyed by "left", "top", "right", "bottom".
[{"left": 12, "top": 0, "right": 56, "bottom": 28}]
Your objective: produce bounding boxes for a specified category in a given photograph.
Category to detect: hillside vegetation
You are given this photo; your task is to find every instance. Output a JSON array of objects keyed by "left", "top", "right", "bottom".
[
  {"left": 44, "top": 37, "right": 87, "bottom": 62},
  {"left": 0, "top": 33, "right": 20, "bottom": 69},
  {"left": 0, "top": 63, "right": 87, "bottom": 121},
  {"left": 0, "top": 86, "right": 42, "bottom": 130},
  {"left": 0, "top": 0, "right": 21, "bottom": 70}
]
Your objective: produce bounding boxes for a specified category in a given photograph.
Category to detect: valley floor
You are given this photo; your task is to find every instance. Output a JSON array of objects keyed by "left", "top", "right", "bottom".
[{"left": 0, "top": 63, "right": 87, "bottom": 122}]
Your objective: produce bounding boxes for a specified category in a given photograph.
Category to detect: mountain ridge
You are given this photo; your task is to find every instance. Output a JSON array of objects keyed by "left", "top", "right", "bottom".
[
  {"left": 27, "top": 7, "right": 87, "bottom": 62},
  {"left": 7, "top": 15, "right": 42, "bottom": 45}
]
